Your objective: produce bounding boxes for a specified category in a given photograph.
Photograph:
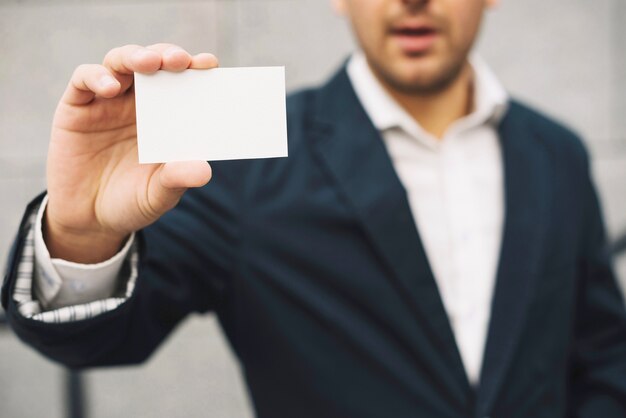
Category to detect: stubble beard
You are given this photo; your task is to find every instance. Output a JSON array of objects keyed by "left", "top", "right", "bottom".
[{"left": 367, "top": 49, "right": 470, "bottom": 97}]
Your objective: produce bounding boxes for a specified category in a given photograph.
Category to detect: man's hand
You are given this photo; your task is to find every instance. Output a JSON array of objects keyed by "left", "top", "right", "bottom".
[{"left": 45, "top": 43, "right": 218, "bottom": 263}]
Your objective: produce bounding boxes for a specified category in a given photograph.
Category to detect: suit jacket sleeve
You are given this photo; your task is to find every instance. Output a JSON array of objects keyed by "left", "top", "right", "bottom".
[
  {"left": 1, "top": 161, "right": 243, "bottom": 369},
  {"left": 567, "top": 150, "right": 626, "bottom": 416}
]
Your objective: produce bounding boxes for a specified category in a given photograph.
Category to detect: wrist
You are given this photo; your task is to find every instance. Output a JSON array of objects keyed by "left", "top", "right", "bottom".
[{"left": 43, "top": 212, "right": 128, "bottom": 264}]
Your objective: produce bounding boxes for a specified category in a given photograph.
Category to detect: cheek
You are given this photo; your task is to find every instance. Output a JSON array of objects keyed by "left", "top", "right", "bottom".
[
  {"left": 448, "top": 7, "right": 483, "bottom": 50},
  {"left": 354, "top": 14, "right": 386, "bottom": 50}
]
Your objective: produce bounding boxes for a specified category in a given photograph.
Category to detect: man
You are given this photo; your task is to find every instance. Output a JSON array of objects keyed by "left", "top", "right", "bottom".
[{"left": 3, "top": 0, "right": 626, "bottom": 417}]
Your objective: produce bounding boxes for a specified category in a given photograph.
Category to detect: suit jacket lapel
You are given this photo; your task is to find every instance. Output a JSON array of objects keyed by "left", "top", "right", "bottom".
[
  {"left": 308, "top": 68, "right": 471, "bottom": 405},
  {"left": 476, "top": 102, "right": 553, "bottom": 417}
]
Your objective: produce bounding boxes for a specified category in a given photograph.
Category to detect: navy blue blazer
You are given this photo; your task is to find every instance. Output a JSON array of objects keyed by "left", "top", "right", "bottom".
[{"left": 3, "top": 66, "right": 626, "bottom": 418}]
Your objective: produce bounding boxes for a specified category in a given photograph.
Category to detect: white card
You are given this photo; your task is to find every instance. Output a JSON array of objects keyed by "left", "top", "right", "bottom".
[{"left": 134, "top": 67, "right": 288, "bottom": 163}]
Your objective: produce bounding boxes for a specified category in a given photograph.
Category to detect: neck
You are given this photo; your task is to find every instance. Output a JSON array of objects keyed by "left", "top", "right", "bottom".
[{"left": 374, "top": 61, "right": 474, "bottom": 139}]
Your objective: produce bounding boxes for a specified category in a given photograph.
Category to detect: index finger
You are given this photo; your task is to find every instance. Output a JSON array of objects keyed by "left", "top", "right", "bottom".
[{"left": 103, "top": 44, "right": 161, "bottom": 76}]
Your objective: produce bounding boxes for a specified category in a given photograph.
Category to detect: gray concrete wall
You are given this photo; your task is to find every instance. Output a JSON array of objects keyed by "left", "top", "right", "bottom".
[{"left": 0, "top": 1, "right": 624, "bottom": 417}]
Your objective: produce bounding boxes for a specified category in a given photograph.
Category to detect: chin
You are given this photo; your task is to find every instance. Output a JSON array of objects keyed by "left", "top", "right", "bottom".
[
  {"left": 395, "top": 77, "right": 444, "bottom": 95},
  {"left": 383, "top": 54, "right": 464, "bottom": 94},
  {"left": 386, "top": 64, "right": 441, "bottom": 92}
]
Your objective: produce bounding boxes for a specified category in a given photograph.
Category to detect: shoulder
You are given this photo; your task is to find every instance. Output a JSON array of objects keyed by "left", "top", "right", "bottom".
[
  {"left": 287, "top": 87, "right": 317, "bottom": 113},
  {"left": 508, "top": 99, "right": 591, "bottom": 173},
  {"left": 285, "top": 88, "right": 314, "bottom": 134},
  {"left": 202, "top": 86, "right": 325, "bottom": 197},
  {"left": 283, "top": 84, "right": 328, "bottom": 154},
  {"left": 286, "top": 87, "right": 318, "bottom": 132}
]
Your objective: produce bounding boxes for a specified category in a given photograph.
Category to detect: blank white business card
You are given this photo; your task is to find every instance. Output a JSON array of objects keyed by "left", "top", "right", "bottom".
[{"left": 134, "top": 67, "right": 288, "bottom": 163}]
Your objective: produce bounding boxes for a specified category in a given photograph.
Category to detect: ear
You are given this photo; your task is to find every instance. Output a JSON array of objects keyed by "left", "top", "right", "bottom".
[{"left": 332, "top": 0, "right": 348, "bottom": 15}]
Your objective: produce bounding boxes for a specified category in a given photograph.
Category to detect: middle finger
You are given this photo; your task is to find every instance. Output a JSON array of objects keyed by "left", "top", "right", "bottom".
[{"left": 146, "top": 43, "right": 193, "bottom": 72}]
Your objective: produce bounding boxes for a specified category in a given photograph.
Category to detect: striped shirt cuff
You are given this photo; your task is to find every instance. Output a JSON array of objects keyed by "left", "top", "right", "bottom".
[{"left": 12, "top": 202, "right": 139, "bottom": 323}]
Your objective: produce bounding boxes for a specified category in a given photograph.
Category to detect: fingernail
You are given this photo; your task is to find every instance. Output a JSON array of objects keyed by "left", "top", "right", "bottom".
[{"left": 99, "top": 75, "right": 117, "bottom": 88}]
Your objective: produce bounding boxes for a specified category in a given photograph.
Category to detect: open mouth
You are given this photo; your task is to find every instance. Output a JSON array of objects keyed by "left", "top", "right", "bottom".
[
  {"left": 391, "top": 26, "right": 438, "bottom": 37},
  {"left": 390, "top": 24, "right": 439, "bottom": 54}
]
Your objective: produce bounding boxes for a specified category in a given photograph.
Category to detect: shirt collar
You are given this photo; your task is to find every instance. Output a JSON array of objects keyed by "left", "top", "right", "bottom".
[{"left": 346, "top": 51, "right": 508, "bottom": 142}]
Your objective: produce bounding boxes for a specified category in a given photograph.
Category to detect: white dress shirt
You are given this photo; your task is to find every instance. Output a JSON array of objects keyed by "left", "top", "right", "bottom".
[
  {"left": 347, "top": 52, "right": 508, "bottom": 383},
  {"left": 23, "top": 51, "right": 509, "bottom": 385}
]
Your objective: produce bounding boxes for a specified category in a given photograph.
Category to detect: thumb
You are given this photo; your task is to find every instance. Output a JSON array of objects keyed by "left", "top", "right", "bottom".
[
  {"left": 159, "top": 160, "right": 213, "bottom": 189},
  {"left": 146, "top": 161, "right": 212, "bottom": 218}
]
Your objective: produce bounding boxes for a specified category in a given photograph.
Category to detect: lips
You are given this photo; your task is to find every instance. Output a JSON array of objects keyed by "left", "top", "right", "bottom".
[{"left": 390, "top": 23, "right": 439, "bottom": 54}]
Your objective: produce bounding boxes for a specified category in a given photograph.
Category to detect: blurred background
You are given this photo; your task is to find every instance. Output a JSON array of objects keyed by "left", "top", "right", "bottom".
[{"left": 1, "top": 0, "right": 625, "bottom": 417}]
